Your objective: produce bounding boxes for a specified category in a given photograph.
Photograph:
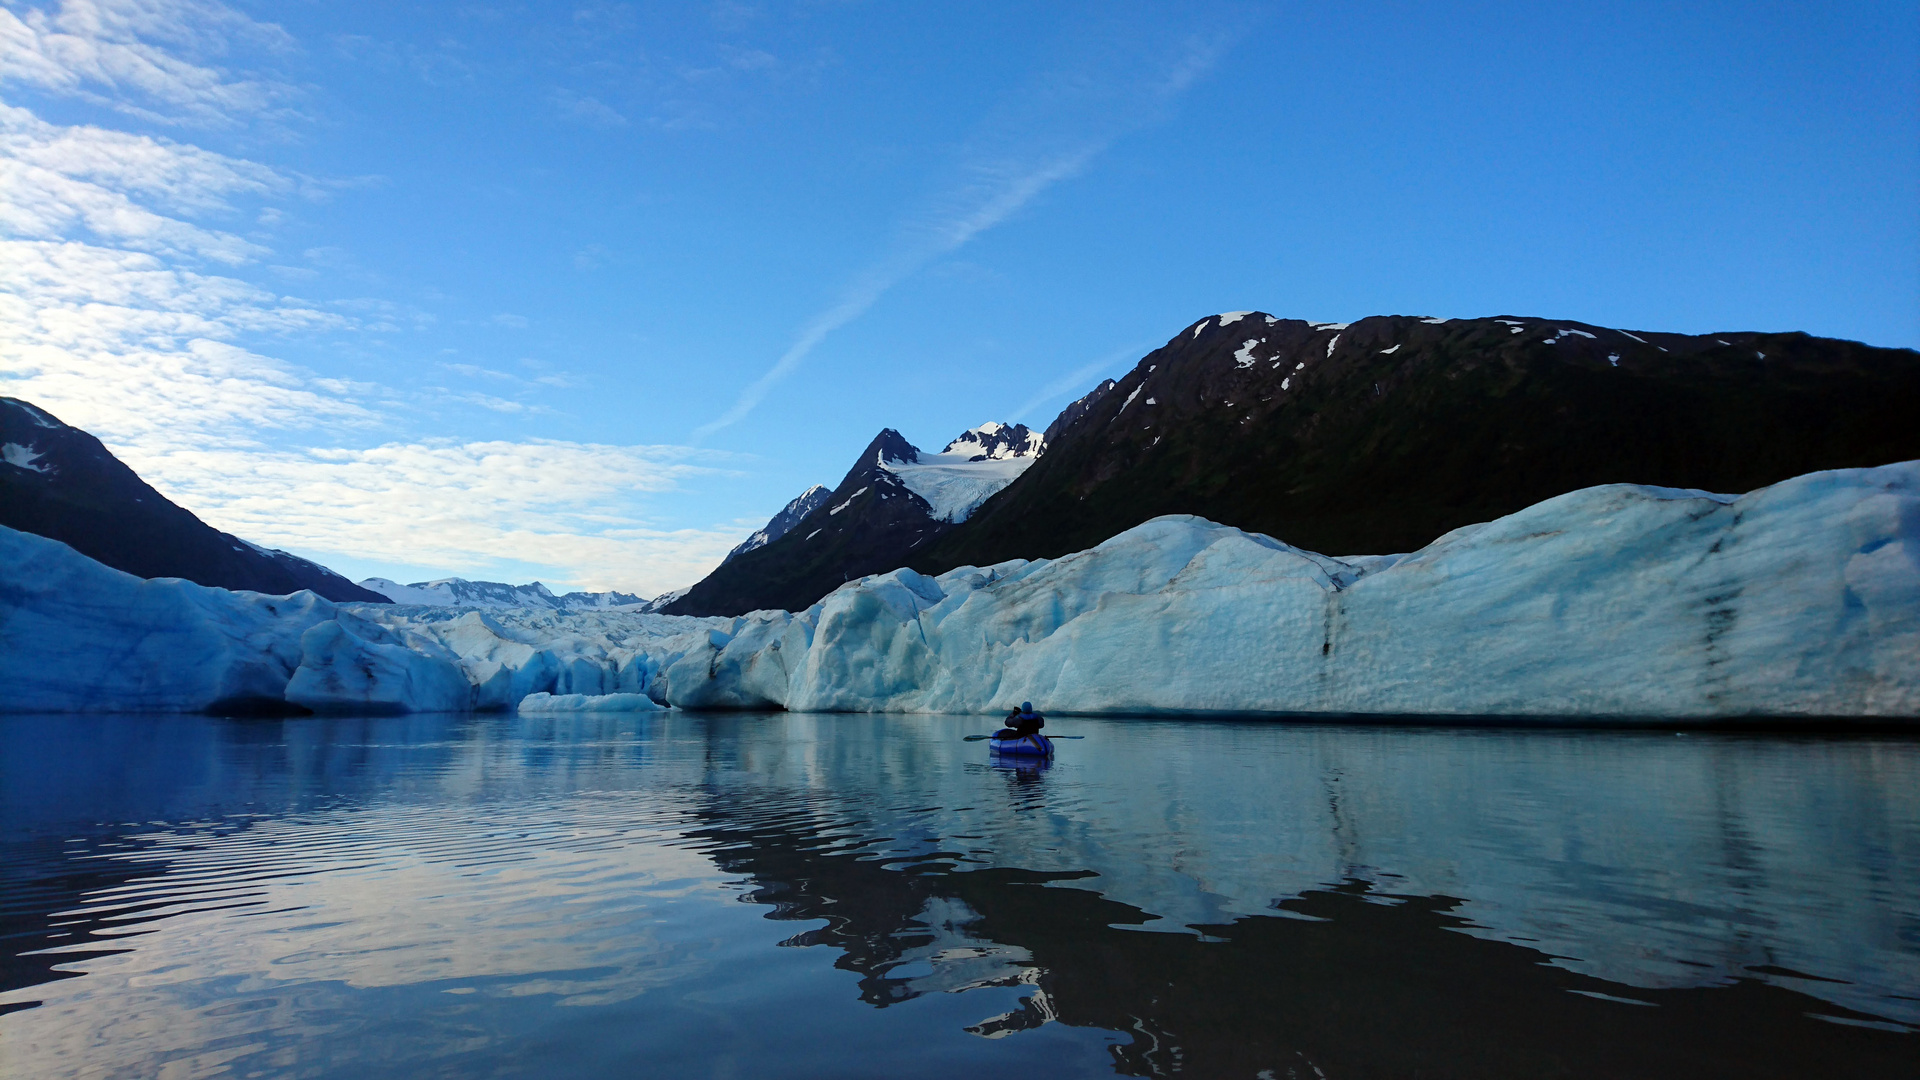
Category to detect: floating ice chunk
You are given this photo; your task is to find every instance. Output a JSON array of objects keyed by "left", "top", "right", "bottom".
[
  {"left": 1234, "top": 339, "right": 1263, "bottom": 368},
  {"left": 1380, "top": 344, "right": 1401, "bottom": 355},
  {"left": 829, "top": 488, "right": 868, "bottom": 515},
  {"left": 1217, "top": 311, "right": 1253, "bottom": 325},
  {"left": 518, "top": 692, "right": 665, "bottom": 713},
  {"left": 2, "top": 443, "right": 49, "bottom": 473}
]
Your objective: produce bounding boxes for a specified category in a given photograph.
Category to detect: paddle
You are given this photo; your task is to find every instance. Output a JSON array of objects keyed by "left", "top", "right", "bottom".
[{"left": 964, "top": 734, "right": 1083, "bottom": 741}]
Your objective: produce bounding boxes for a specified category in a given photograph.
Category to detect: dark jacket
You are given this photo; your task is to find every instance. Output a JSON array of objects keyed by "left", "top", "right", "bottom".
[{"left": 1005, "top": 708, "right": 1044, "bottom": 735}]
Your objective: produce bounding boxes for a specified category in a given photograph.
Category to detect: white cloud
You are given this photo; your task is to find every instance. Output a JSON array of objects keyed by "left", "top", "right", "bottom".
[
  {"left": 0, "top": 239, "right": 368, "bottom": 446},
  {"left": 141, "top": 440, "right": 744, "bottom": 595},
  {"left": 0, "top": 103, "right": 275, "bottom": 261},
  {"left": 0, "top": 2, "right": 773, "bottom": 594},
  {"left": 0, "top": 44, "right": 745, "bottom": 593},
  {"left": 0, "top": 0, "right": 297, "bottom": 127}
]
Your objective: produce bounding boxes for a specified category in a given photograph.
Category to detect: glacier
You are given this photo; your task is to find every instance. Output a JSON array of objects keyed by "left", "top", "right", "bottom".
[{"left": 2, "top": 462, "right": 1916, "bottom": 718}]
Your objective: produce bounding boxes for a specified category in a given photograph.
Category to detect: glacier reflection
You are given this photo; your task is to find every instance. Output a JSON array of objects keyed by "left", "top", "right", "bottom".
[{"left": 1, "top": 712, "right": 1914, "bottom": 1078}]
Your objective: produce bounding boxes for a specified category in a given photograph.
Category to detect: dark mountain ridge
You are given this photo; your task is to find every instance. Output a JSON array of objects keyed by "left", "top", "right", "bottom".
[
  {"left": 724, "top": 484, "right": 833, "bottom": 563},
  {"left": 0, "top": 397, "right": 389, "bottom": 603},
  {"left": 667, "top": 424, "right": 1041, "bottom": 616},
  {"left": 916, "top": 313, "right": 1920, "bottom": 573}
]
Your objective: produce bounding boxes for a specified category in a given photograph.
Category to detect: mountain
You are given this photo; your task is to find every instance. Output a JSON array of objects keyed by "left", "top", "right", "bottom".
[
  {"left": 915, "top": 313, "right": 1920, "bottom": 573},
  {"left": 724, "top": 484, "right": 832, "bottom": 563},
  {"left": 0, "top": 396, "right": 390, "bottom": 603},
  {"left": 666, "top": 423, "right": 1044, "bottom": 616},
  {"left": 356, "top": 576, "right": 664, "bottom": 612}
]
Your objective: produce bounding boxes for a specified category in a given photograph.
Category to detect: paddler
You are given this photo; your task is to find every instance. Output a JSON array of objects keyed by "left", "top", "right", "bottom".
[{"left": 999, "top": 702, "right": 1044, "bottom": 739}]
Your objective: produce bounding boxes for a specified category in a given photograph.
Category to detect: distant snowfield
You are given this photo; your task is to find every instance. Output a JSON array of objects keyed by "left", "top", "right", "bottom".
[
  {"left": 357, "top": 576, "right": 657, "bottom": 612},
  {"left": 881, "top": 451, "right": 1037, "bottom": 523},
  {"left": 2, "top": 462, "right": 1916, "bottom": 719}
]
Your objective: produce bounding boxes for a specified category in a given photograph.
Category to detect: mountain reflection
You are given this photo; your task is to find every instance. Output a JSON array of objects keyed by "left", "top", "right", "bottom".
[
  {"left": 686, "top": 787, "right": 1913, "bottom": 1078},
  {"left": 3, "top": 712, "right": 1916, "bottom": 1079}
]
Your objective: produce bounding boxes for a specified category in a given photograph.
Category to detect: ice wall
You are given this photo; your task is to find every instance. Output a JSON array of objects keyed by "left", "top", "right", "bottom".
[
  {"left": 663, "top": 462, "right": 1920, "bottom": 717},
  {"left": 3, "top": 462, "right": 1916, "bottom": 717}
]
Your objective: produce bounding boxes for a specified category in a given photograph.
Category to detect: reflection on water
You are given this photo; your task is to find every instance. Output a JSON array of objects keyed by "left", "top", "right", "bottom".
[{"left": 1, "top": 712, "right": 1915, "bottom": 1078}]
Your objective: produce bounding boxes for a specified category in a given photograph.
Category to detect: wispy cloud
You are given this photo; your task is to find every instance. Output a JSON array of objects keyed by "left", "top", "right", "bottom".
[
  {"left": 0, "top": 103, "right": 277, "bottom": 262},
  {"left": 1009, "top": 340, "right": 1155, "bottom": 424},
  {"left": 694, "top": 31, "right": 1230, "bottom": 439},
  {"left": 550, "top": 87, "right": 628, "bottom": 128},
  {"left": 0, "top": 0, "right": 298, "bottom": 127}
]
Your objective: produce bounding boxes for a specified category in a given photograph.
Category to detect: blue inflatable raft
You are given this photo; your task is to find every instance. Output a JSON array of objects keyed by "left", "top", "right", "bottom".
[{"left": 987, "top": 731, "right": 1054, "bottom": 757}]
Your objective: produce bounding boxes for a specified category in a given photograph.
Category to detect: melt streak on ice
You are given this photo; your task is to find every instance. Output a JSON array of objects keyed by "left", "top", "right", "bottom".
[{"left": 1, "top": 464, "right": 1915, "bottom": 718}]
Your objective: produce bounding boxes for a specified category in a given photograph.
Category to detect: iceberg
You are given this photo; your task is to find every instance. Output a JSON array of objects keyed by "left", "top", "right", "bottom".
[
  {"left": 517, "top": 692, "right": 667, "bottom": 714},
  {"left": 2, "top": 463, "right": 1916, "bottom": 718}
]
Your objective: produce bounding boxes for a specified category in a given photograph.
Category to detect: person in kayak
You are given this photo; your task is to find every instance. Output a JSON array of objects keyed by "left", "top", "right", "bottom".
[{"left": 997, "top": 702, "right": 1044, "bottom": 739}]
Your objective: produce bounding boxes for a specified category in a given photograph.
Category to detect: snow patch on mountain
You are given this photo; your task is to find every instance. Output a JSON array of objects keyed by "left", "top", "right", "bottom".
[{"left": 3, "top": 443, "right": 49, "bottom": 472}]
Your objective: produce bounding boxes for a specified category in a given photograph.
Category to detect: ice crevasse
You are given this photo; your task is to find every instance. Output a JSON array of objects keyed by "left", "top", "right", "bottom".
[{"left": 1, "top": 462, "right": 1916, "bottom": 718}]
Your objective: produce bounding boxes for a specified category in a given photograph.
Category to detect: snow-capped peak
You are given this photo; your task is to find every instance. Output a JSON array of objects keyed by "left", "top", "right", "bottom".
[
  {"left": 940, "top": 421, "right": 1045, "bottom": 461},
  {"left": 862, "top": 422, "right": 1047, "bottom": 525}
]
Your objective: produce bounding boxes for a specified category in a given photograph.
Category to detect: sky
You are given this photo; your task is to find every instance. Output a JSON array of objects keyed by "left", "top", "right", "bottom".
[{"left": 1, "top": 0, "right": 1915, "bottom": 596}]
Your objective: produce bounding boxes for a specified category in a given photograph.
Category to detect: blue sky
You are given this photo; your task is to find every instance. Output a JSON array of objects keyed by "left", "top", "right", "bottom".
[{"left": 2, "top": 0, "right": 1915, "bottom": 594}]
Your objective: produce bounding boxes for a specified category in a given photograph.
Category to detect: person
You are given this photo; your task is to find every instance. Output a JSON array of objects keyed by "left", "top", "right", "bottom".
[{"left": 996, "top": 702, "right": 1044, "bottom": 739}]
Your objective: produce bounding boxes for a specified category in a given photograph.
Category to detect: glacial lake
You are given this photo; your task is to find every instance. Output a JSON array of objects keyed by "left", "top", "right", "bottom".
[{"left": 2, "top": 713, "right": 1915, "bottom": 1078}]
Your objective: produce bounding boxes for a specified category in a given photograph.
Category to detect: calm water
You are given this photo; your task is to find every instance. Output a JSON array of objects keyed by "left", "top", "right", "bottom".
[{"left": 1, "top": 713, "right": 1916, "bottom": 1079}]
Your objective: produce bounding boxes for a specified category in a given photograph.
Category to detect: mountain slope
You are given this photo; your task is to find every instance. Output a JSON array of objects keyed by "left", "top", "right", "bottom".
[
  {"left": 667, "top": 424, "right": 1042, "bottom": 616},
  {"left": 916, "top": 313, "right": 1920, "bottom": 572},
  {"left": 0, "top": 397, "right": 390, "bottom": 603},
  {"left": 724, "top": 484, "right": 832, "bottom": 562}
]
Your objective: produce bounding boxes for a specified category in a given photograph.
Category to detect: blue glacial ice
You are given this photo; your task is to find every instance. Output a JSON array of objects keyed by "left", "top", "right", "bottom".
[{"left": 2, "top": 462, "right": 1915, "bottom": 718}]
